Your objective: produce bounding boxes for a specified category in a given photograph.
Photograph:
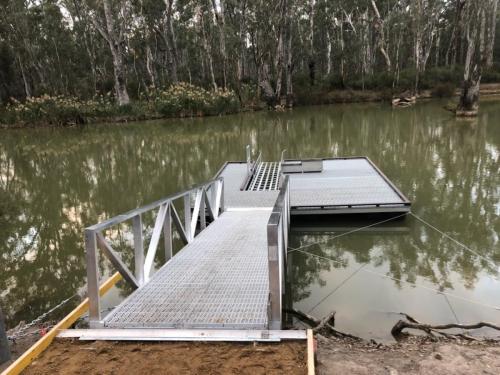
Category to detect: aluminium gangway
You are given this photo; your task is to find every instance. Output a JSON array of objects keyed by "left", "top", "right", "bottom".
[{"left": 85, "top": 148, "right": 410, "bottom": 331}]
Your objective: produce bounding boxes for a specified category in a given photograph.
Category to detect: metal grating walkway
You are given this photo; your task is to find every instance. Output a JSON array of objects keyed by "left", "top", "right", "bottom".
[
  {"left": 247, "top": 162, "right": 281, "bottom": 191},
  {"left": 104, "top": 210, "right": 271, "bottom": 329}
]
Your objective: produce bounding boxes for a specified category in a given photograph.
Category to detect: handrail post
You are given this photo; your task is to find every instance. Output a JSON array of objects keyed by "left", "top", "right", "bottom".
[
  {"left": 85, "top": 228, "right": 101, "bottom": 327},
  {"left": 132, "top": 214, "right": 144, "bottom": 286},
  {"left": 267, "top": 220, "right": 281, "bottom": 330},
  {"left": 164, "top": 203, "right": 173, "bottom": 260},
  {"left": 246, "top": 144, "right": 251, "bottom": 175},
  {"left": 219, "top": 178, "right": 225, "bottom": 213},
  {"left": 184, "top": 193, "right": 192, "bottom": 242}
]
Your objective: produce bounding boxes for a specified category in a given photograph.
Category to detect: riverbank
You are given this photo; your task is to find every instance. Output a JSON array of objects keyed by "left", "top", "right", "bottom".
[
  {"left": 2, "top": 82, "right": 500, "bottom": 129},
  {"left": 12, "top": 333, "right": 500, "bottom": 374},
  {"left": 0, "top": 83, "right": 241, "bottom": 129},
  {"left": 316, "top": 334, "right": 500, "bottom": 375}
]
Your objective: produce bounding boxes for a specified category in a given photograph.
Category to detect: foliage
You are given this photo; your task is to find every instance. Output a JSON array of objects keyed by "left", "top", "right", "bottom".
[
  {"left": 0, "top": 84, "right": 240, "bottom": 127},
  {"left": 144, "top": 83, "right": 240, "bottom": 117},
  {"left": 0, "top": 95, "right": 115, "bottom": 126},
  {"left": 1, "top": 0, "right": 499, "bottom": 108}
]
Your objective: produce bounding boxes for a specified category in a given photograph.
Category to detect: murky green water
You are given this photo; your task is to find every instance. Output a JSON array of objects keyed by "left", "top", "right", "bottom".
[{"left": 1, "top": 100, "right": 499, "bottom": 340}]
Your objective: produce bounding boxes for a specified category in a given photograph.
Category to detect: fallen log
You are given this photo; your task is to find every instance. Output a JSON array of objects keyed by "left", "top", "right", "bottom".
[
  {"left": 392, "top": 95, "right": 417, "bottom": 107},
  {"left": 391, "top": 313, "right": 500, "bottom": 341}
]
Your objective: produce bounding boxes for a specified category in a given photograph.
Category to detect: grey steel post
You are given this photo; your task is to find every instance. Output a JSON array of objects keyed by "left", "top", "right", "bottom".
[
  {"left": 219, "top": 179, "right": 225, "bottom": 213},
  {"left": 0, "top": 306, "right": 10, "bottom": 365},
  {"left": 164, "top": 203, "right": 173, "bottom": 260},
  {"left": 200, "top": 190, "right": 206, "bottom": 230},
  {"left": 85, "top": 229, "right": 101, "bottom": 327},
  {"left": 132, "top": 214, "right": 144, "bottom": 286},
  {"left": 246, "top": 145, "right": 251, "bottom": 175},
  {"left": 184, "top": 193, "right": 192, "bottom": 242},
  {"left": 285, "top": 251, "right": 294, "bottom": 327},
  {"left": 267, "top": 219, "right": 281, "bottom": 330}
]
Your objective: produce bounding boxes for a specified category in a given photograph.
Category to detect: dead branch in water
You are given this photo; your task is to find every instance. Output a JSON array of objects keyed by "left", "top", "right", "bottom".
[
  {"left": 285, "top": 308, "right": 361, "bottom": 341},
  {"left": 392, "top": 313, "right": 500, "bottom": 341}
]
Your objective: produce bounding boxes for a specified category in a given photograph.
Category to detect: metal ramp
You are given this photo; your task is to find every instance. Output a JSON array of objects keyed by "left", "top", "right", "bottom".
[
  {"left": 104, "top": 210, "right": 271, "bottom": 329},
  {"left": 84, "top": 148, "right": 409, "bottom": 332}
]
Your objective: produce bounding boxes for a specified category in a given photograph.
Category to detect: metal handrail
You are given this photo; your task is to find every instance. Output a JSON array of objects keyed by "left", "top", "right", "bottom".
[
  {"left": 87, "top": 177, "right": 224, "bottom": 232},
  {"left": 267, "top": 175, "right": 290, "bottom": 330},
  {"left": 240, "top": 151, "right": 262, "bottom": 190},
  {"left": 85, "top": 177, "right": 224, "bottom": 327}
]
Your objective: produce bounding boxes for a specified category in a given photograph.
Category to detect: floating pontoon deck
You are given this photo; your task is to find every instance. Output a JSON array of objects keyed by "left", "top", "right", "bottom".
[{"left": 83, "top": 148, "right": 410, "bottom": 333}]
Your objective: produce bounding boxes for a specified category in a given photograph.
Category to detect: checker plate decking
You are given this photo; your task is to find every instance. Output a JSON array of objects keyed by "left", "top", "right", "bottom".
[
  {"left": 104, "top": 210, "right": 271, "bottom": 329},
  {"left": 288, "top": 158, "right": 406, "bottom": 207}
]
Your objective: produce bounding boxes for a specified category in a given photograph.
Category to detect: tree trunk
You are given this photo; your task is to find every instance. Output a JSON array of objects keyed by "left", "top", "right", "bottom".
[
  {"left": 285, "top": 1, "right": 293, "bottom": 106},
  {"left": 0, "top": 307, "right": 10, "bottom": 365},
  {"left": 237, "top": 0, "right": 247, "bottom": 85},
  {"left": 308, "top": 0, "right": 315, "bottom": 85},
  {"left": 326, "top": 27, "right": 332, "bottom": 76},
  {"left": 211, "top": 0, "right": 228, "bottom": 89},
  {"left": 339, "top": 14, "right": 345, "bottom": 85},
  {"left": 258, "top": 60, "right": 276, "bottom": 106},
  {"left": 274, "top": 0, "right": 288, "bottom": 100},
  {"left": 199, "top": 7, "right": 217, "bottom": 90},
  {"left": 370, "top": 0, "right": 392, "bottom": 72},
  {"left": 164, "top": 0, "right": 179, "bottom": 83},
  {"left": 485, "top": 0, "right": 499, "bottom": 68},
  {"left": 16, "top": 54, "right": 31, "bottom": 98},
  {"left": 100, "top": 0, "right": 130, "bottom": 106},
  {"left": 146, "top": 45, "right": 156, "bottom": 88},
  {"left": 446, "top": 0, "right": 466, "bottom": 66},
  {"left": 286, "top": 23, "right": 293, "bottom": 106},
  {"left": 457, "top": 2, "right": 484, "bottom": 116}
]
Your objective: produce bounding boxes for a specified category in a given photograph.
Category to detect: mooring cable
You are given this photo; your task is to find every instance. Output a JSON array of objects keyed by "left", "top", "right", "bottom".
[
  {"left": 288, "top": 210, "right": 500, "bottom": 313},
  {"left": 409, "top": 212, "right": 499, "bottom": 271},
  {"left": 288, "top": 210, "right": 499, "bottom": 271},
  {"left": 293, "top": 248, "right": 500, "bottom": 312}
]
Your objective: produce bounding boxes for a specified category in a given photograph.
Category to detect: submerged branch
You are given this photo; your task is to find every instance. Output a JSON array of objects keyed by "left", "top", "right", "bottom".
[{"left": 392, "top": 313, "right": 500, "bottom": 341}]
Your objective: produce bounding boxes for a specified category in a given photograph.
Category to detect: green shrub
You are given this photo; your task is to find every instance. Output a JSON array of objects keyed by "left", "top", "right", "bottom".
[{"left": 148, "top": 83, "right": 240, "bottom": 117}]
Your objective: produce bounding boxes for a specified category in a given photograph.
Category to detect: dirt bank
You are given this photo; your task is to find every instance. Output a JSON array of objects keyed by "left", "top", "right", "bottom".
[
  {"left": 316, "top": 334, "right": 500, "bottom": 375},
  {"left": 23, "top": 339, "right": 307, "bottom": 375}
]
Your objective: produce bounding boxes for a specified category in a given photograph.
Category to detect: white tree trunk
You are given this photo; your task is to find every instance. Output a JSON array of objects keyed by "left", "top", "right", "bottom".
[
  {"left": 97, "top": 0, "right": 130, "bottom": 106},
  {"left": 486, "top": 0, "right": 499, "bottom": 67},
  {"left": 370, "top": 0, "right": 391, "bottom": 72},
  {"left": 211, "top": 0, "right": 228, "bottom": 89}
]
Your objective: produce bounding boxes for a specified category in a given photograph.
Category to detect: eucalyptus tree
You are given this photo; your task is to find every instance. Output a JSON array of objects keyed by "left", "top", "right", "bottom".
[
  {"left": 456, "top": 0, "right": 497, "bottom": 116},
  {"left": 83, "top": 0, "right": 132, "bottom": 105},
  {"left": 0, "top": 0, "right": 499, "bottom": 108}
]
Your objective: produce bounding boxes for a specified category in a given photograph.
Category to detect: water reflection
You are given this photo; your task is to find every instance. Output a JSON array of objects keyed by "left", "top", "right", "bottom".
[{"left": 0, "top": 100, "right": 499, "bottom": 335}]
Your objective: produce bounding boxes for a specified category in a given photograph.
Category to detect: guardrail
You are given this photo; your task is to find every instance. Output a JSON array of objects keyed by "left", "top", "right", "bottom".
[
  {"left": 241, "top": 145, "right": 262, "bottom": 190},
  {"left": 267, "top": 175, "right": 290, "bottom": 329},
  {"left": 85, "top": 177, "right": 224, "bottom": 327}
]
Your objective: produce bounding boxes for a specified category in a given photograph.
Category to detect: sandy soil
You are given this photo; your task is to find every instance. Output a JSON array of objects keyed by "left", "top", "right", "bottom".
[
  {"left": 23, "top": 339, "right": 307, "bottom": 375},
  {"left": 316, "top": 334, "right": 500, "bottom": 375}
]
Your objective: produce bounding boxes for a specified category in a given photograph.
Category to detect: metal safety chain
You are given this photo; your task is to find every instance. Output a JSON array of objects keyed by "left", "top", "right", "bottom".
[{"left": 7, "top": 293, "right": 78, "bottom": 341}]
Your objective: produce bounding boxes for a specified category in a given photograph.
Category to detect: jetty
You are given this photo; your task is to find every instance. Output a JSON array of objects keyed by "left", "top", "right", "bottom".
[{"left": 82, "top": 147, "right": 411, "bottom": 334}]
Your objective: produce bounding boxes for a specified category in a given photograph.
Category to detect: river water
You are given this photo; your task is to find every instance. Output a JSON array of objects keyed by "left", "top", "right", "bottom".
[{"left": 1, "top": 100, "right": 499, "bottom": 341}]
